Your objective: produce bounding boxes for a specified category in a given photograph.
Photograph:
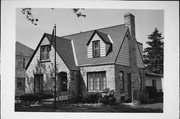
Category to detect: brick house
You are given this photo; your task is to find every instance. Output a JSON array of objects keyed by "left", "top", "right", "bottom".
[
  {"left": 25, "top": 13, "right": 145, "bottom": 102},
  {"left": 15, "top": 41, "right": 34, "bottom": 97}
]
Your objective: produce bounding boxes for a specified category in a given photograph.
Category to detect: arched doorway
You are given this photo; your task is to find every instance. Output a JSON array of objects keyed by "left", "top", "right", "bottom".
[{"left": 59, "top": 72, "right": 68, "bottom": 92}]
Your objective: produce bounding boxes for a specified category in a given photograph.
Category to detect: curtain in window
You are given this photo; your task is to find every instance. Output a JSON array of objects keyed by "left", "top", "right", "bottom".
[{"left": 87, "top": 72, "right": 106, "bottom": 91}]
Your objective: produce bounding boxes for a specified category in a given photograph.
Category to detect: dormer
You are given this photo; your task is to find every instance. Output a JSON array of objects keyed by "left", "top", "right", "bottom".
[{"left": 87, "top": 30, "right": 113, "bottom": 58}]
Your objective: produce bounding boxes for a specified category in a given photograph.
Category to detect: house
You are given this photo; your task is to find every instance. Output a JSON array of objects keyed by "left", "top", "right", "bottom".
[
  {"left": 25, "top": 13, "right": 145, "bottom": 102},
  {"left": 15, "top": 42, "right": 34, "bottom": 97},
  {"left": 145, "top": 72, "right": 163, "bottom": 92}
]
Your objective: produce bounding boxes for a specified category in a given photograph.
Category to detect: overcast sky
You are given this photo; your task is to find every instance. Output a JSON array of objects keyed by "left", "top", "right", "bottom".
[{"left": 16, "top": 9, "right": 164, "bottom": 50}]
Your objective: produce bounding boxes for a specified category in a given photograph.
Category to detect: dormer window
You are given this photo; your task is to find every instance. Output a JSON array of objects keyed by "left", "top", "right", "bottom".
[
  {"left": 40, "top": 45, "right": 51, "bottom": 61},
  {"left": 87, "top": 30, "right": 113, "bottom": 58},
  {"left": 92, "top": 40, "right": 100, "bottom": 58}
]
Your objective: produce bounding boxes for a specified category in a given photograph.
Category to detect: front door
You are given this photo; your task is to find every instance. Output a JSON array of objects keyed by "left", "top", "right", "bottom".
[
  {"left": 34, "top": 74, "right": 43, "bottom": 93},
  {"left": 127, "top": 73, "right": 132, "bottom": 101}
]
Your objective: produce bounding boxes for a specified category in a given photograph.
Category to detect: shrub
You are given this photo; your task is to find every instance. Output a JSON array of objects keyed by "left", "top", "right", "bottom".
[
  {"left": 99, "top": 89, "right": 116, "bottom": 105},
  {"left": 20, "top": 93, "right": 53, "bottom": 102},
  {"left": 86, "top": 92, "right": 102, "bottom": 103},
  {"left": 139, "top": 94, "right": 148, "bottom": 104}
]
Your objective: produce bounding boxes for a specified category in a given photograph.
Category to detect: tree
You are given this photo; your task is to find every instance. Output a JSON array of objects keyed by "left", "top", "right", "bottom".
[
  {"left": 143, "top": 28, "right": 164, "bottom": 74},
  {"left": 21, "top": 8, "right": 86, "bottom": 26}
]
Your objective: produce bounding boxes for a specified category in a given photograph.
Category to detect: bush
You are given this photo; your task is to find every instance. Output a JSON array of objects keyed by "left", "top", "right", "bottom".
[
  {"left": 20, "top": 93, "right": 53, "bottom": 102},
  {"left": 86, "top": 92, "right": 102, "bottom": 103},
  {"left": 139, "top": 94, "right": 148, "bottom": 104},
  {"left": 99, "top": 89, "right": 116, "bottom": 105}
]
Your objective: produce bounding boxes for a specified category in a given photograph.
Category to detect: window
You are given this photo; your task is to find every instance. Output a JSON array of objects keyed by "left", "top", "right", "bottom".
[
  {"left": 17, "top": 58, "right": 25, "bottom": 69},
  {"left": 40, "top": 45, "right": 51, "bottom": 61},
  {"left": 16, "top": 78, "right": 25, "bottom": 91},
  {"left": 59, "top": 72, "right": 68, "bottom": 92},
  {"left": 119, "top": 71, "right": 124, "bottom": 90},
  {"left": 139, "top": 73, "right": 143, "bottom": 90},
  {"left": 92, "top": 40, "right": 100, "bottom": 58},
  {"left": 34, "top": 74, "right": 43, "bottom": 93},
  {"left": 87, "top": 72, "right": 106, "bottom": 91},
  {"left": 152, "top": 80, "right": 156, "bottom": 88}
]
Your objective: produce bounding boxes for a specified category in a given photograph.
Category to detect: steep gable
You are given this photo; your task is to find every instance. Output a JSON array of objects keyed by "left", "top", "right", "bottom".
[
  {"left": 115, "top": 33, "right": 130, "bottom": 66},
  {"left": 26, "top": 33, "right": 78, "bottom": 71},
  {"left": 136, "top": 41, "right": 145, "bottom": 68}
]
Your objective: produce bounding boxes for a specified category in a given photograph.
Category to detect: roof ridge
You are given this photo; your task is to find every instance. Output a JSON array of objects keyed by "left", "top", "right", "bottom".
[
  {"left": 45, "top": 24, "right": 125, "bottom": 38},
  {"left": 63, "top": 24, "right": 125, "bottom": 37}
]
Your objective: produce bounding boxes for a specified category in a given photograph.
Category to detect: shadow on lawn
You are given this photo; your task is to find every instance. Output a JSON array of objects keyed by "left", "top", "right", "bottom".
[{"left": 15, "top": 101, "right": 163, "bottom": 113}]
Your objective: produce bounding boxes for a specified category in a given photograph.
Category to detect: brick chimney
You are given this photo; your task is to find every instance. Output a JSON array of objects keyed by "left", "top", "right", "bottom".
[
  {"left": 124, "top": 13, "right": 136, "bottom": 38},
  {"left": 124, "top": 13, "right": 141, "bottom": 101}
]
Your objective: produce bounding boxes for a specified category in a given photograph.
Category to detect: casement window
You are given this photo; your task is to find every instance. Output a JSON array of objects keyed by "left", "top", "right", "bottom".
[
  {"left": 92, "top": 40, "right": 100, "bottom": 58},
  {"left": 119, "top": 71, "right": 125, "bottom": 90},
  {"left": 17, "top": 58, "right": 25, "bottom": 69},
  {"left": 40, "top": 45, "right": 51, "bottom": 61},
  {"left": 16, "top": 78, "right": 25, "bottom": 91},
  {"left": 152, "top": 80, "right": 156, "bottom": 88},
  {"left": 87, "top": 72, "right": 106, "bottom": 91},
  {"left": 34, "top": 74, "right": 43, "bottom": 93}
]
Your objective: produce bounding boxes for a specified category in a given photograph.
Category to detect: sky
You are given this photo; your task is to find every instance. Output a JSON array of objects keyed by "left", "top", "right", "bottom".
[{"left": 16, "top": 9, "right": 164, "bottom": 50}]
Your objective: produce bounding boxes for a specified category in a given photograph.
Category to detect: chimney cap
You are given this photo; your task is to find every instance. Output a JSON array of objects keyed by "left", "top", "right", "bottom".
[{"left": 124, "top": 12, "right": 135, "bottom": 18}]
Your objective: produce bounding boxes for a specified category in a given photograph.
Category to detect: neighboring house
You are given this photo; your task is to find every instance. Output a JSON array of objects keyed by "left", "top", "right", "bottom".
[
  {"left": 145, "top": 72, "right": 163, "bottom": 92},
  {"left": 15, "top": 42, "right": 34, "bottom": 97},
  {"left": 25, "top": 13, "right": 145, "bottom": 102}
]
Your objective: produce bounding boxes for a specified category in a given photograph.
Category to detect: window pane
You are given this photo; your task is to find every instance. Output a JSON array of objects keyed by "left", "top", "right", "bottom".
[
  {"left": 87, "top": 72, "right": 106, "bottom": 91},
  {"left": 92, "top": 41, "right": 100, "bottom": 58},
  {"left": 40, "top": 45, "right": 50, "bottom": 60}
]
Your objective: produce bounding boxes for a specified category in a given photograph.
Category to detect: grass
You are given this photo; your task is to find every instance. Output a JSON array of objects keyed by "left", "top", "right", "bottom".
[{"left": 15, "top": 101, "right": 163, "bottom": 112}]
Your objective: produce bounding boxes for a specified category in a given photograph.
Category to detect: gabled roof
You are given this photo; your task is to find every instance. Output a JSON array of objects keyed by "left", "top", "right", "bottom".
[
  {"left": 87, "top": 30, "right": 112, "bottom": 45},
  {"left": 63, "top": 24, "right": 128, "bottom": 66},
  {"left": 45, "top": 33, "right": 79, "bottom": 70},
  {"left": 16, "top": 41, "right": 34, "bottom": 57},
  {"left": 26, "top": 33, "right": 78, "bottom": 71}
]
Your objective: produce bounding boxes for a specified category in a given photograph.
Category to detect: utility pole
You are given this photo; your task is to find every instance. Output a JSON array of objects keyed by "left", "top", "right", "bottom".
[{"left": 54, "top": 24, "right": 57, "bottom": 109}]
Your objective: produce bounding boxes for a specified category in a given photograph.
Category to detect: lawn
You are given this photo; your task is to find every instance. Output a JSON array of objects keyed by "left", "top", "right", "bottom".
[{"left": 15, "top": 101, "right": 163, "bottom": 112}]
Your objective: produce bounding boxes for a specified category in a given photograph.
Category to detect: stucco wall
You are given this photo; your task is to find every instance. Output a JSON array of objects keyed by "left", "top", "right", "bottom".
[{"left": 26, "top": 37, "right": 71, "bottom": 96}]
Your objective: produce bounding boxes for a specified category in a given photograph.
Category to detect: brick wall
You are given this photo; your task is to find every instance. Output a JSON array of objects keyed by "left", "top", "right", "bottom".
[{"left": 79, "top": 64, "right": 115, "bottom": 96}]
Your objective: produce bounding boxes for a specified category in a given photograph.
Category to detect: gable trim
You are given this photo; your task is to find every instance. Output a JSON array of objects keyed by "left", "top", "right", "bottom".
[
  {"left": 107, "top": 34, "right": 113, "bottom": 44},
  {"left": 86, "top": 30, "right": 112, "bottom": 46},
  {"left": 86, "top": 31, "right": 96, "bottom": 45},
  {"left": 114, "top": 29, "right": 129, "bottom": 63},
  {"left": 25, "top": 33, "right": 47, "bottom": 70},
  {"left": 71, "top": 40, "right": 78, "bottom": 66}
]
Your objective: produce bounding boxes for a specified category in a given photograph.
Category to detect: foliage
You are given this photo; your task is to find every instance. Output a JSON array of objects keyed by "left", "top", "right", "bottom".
[
  {"left": 21, "top": 8, "right": 38, "bottom": 25},
  {"left": 21, "top": 8, "right": 86, "bottom": 25},
  {"left": 85, "top": 92, "right": 102, "bottom": 103},
  {"left": 98, "top": 89, "right": 116, "bottom": 105},
  {"left": 143, "top": 28, "right": 164, "bottom": 74},
  {"left": 20, "top": 93, "right": 53, "bottom": 102},
  {"left": 72, "top": 8, "right": 86, "bottom": 17}
]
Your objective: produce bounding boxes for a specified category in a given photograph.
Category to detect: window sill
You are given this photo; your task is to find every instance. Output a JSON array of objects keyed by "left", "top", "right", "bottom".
[{"left": 40, "top": 59, "right": 51, "bottom": 63}]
